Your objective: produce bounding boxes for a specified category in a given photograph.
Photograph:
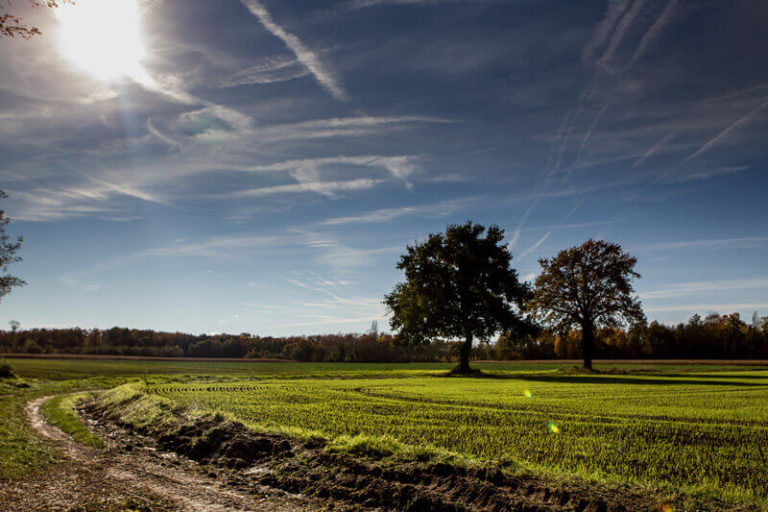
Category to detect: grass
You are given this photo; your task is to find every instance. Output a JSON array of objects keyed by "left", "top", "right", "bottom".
[
  {"left": 41, "top": 393, "right": 104, "bottom": 448},
  {"left": 146, "top": 367, "right": 768, "bottom": 508},
  {"left": 2, "top": 357, "right": 767, "bottom": 510}
]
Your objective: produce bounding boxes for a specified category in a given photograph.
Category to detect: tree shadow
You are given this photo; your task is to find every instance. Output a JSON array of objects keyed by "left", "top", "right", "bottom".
[{"left": 470, "top": 372, "right": 766, "bottom": 387}]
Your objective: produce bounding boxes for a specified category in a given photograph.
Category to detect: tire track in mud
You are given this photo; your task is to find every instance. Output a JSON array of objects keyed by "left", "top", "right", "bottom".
[{"left": 19, "top": 394, "right": 315, "bottom": 512}]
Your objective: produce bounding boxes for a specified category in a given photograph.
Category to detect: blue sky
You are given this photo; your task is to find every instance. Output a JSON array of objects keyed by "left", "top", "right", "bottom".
[{"left": 1, "top": 0, "right": 767, "bottom": 335}]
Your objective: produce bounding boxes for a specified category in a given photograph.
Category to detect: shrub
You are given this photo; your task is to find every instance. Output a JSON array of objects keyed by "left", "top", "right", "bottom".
[{"left": 0, "top": 360, "right": 16, "bottom": 378}]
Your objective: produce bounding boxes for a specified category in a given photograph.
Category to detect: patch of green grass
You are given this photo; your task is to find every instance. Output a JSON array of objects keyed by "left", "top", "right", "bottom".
[{"left": 42, "top": 394, "right": 104, "bottom": 448}]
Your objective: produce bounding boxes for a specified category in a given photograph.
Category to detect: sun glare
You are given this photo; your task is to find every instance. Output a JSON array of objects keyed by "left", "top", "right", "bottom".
[{"left": 56, "top": 0, "right": 145, "bottom": 81}]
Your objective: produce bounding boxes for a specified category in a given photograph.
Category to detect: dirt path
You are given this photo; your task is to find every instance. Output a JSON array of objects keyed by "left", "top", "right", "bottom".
[{"left": 2, "top": 395, "right": 319, "bottom": 512}]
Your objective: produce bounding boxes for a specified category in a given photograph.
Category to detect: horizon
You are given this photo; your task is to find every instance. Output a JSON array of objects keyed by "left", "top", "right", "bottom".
[{"left": 2, "top": 0, "right": 768, "bottom": 335}]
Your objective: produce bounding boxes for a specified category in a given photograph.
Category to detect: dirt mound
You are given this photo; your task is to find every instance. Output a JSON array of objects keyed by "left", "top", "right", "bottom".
[
  {"left": 156, "top": 419, "right": 294, "bottom": 469},
  {"left": 86, "top": 400, "right": 658, "bottom": 512}
]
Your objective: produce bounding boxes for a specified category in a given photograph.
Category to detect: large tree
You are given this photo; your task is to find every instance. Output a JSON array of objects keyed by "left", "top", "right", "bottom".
[
  {"left": 384, "top": 221, "right": 532, "bottom": 374},
  {"left": 0, "top": 191, "right": 26, "bottom": 303},
  {"left": 529, "top": 239, "right": 645, "bottom": 370}
]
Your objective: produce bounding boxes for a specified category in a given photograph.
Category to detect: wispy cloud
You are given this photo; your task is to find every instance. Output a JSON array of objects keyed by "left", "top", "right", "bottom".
[
  {"left": 507, "top": 200, "right": 538, "bottom": 251},
  {"left": 215, "top": 56, "right": 309, "bottom": 87},
  {"left": 645, "top": 302, "right": 768, "bottom": 314},
  {"left": 633, "top": 130, "right": 677, "bottom": 168},
  {"left": 627, "top": 0, "right": 678, "bottom": 67},
  {"left": 318, "top": 197, "right": 475, "bottom": 225},
  {"left": 240, "top": 0, "right": 348, "bottom": 100},
  {"left": 254, "top": 115, "right": 451, "bottom": 141},
  {"left": 232, "top": 178, "right": 384, "bottom": 198},
  {"left": 597, "top": 0, "right": 645, "bottom": 68},
  {"left": 582, "top": 0, "right": 632, "bottom": 64},
  {"left": 685, "top": 98, "right": 768, "bottom": 161},
  {"left": 641, "top": 277, "right": 768, "bottom": 300},
  {"left": 238, "top": 154, "right": 421, "bottom": 187},
  {"left": 641, "top": 236, "right": 768, "bottom": 252}
]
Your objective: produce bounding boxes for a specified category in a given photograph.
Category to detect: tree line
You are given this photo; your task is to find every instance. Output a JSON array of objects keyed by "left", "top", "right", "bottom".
[
  {"left": 2, "top": 311, "right": 767, "bottom": 361},
  {"left": 0, "top": 327, "right": 455, "bottom": 362}
]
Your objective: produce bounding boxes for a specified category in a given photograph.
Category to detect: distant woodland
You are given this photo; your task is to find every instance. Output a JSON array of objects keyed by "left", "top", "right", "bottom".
[{"left": 2, "top": 312, "right": 767, "bottom": 361}]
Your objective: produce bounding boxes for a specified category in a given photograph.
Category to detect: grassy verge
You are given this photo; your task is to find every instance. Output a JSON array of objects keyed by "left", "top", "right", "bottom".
[
  {"left": 41, "top": 393, "right": 104, "bottom": 448},
  {"left": 0, "top": 384, "right": 60, "bottom": 479}
]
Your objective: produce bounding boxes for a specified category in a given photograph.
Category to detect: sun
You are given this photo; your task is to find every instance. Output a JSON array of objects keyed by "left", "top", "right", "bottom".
[{"left": 56, "top": 0, "right": 146, "bottom": 81}]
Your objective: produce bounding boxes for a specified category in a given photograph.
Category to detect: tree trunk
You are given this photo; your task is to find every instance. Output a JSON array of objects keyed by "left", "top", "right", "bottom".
[
  {"left": 458, "top": 332, "right": 473, "bottom": 373},
  {"left": 581, "top": 322, "right": 594, "bottom": 370}
]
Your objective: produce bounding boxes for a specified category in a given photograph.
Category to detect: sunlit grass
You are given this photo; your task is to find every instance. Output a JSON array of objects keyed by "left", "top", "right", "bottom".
[{"left": 146, "top": 369, "right": 768, "bottom": 505}]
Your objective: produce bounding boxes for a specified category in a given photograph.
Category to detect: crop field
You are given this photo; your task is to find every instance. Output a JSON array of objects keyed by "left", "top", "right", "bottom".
[
  {"left": 147, "top": 367, "right": 768, "bottom": 506},
  {"left": 3, "top": 358, "right": 768, "bottom": 509}
]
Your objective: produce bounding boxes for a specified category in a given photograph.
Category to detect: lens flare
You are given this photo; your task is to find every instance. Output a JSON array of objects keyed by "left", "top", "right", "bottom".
[
  {"left": 547, "top": 422, "right": 560, "bottom": 434},
  {"left": 524, "top": 389, "right": 533, "bottom": 399}
]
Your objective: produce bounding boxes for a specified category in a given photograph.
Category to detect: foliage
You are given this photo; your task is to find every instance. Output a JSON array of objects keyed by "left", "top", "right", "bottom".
[
  {"left": 385, "top": 221, "right": 533, "bottom": 372},
  {"left": 530, "top": 239, "right": 645, "bottom": 368},
  {"left": 0, "top": 1, "right": 67, "bottom": 38},
  {"left": 0, "top": 191, "right": 25, "bottom": 303},
  {"left": 0, "top": 359, "right": 15, "bottom": 378}
]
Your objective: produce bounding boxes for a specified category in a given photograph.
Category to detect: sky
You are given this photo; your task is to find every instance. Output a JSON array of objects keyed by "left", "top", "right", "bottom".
[{"left": 1, "top": 0, "right": 767, "bottom": 335}]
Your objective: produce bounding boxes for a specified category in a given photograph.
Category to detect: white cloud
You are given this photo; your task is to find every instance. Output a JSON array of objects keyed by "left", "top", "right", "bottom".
[{"left": 641, "top": 277, "right": 768, "bottom": 300}]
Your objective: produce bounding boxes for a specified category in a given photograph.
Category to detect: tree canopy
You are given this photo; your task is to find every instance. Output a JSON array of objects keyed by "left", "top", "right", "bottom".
[
  {"left": 529, "top": 239, "right": 645, "bottom": 369},
  {"left": 1, "top": 1, "right": 64, "bottom": 38},
  {"left": 0, "top": 191, "right": 25, "bottom": 302},
  {"left": 384, "top": 221, "right": 533, "bottom": 373}
]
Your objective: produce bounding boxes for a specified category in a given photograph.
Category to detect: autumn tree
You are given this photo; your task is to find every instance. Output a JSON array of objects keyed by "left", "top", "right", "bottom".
[
  {"left": 530, "top": 239, "right": 645, "bottom": 370},
  {"left": 1, "top": 1, "right": 66, "bottom": 38},
  {"left": 384, "top": 221, "right": 533, "bottom": 374},
  {"left": 0, "top": 191, "right": 26, "bottom": 304}
]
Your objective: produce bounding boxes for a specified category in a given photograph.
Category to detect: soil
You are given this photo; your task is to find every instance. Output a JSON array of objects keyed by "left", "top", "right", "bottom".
[{"left": 0, "top": 396, "right": 320, "bottom": 512}]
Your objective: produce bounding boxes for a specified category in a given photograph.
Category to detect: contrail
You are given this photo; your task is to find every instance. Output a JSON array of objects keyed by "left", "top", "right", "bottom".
[
  {"left": 633, "top": 129, "right": 676, "bottom": 168},
  {"left": 519, "top": 231, "right": 551, "bottom": 261},
  {"left": 685, "top": 98, "right": 768, "bottom": 161},
  {"left": 240, "top": 0, "right": 348, "bottom": 101},
  {"left": 598, "top": 0, "right": 644, "bottom": 68},
  {"left": 575, "top": 105, "right": 608, "bottom": 166},
  {"left": 628, "top": 0, "right": 678, "bottom": 67},
  {"left": 582, "top": 0, "right": 632, "bottom": 64}
]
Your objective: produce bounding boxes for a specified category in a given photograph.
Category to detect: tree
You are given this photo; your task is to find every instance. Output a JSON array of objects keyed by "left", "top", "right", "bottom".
[
  {"left": 529, "top": 239, "right": 645, "bottom": 370},
  {"left": 0, "top": 191, "right": 25, "bottom": 304},
  {"left": 1, "top": 1, "right": 66, "bottom": 39},
  {"left": 8, "top": 319, "right": 19, "bottom": 332},
  {"left": 384, "top": 221, "right": 533, "bottom": 374}
]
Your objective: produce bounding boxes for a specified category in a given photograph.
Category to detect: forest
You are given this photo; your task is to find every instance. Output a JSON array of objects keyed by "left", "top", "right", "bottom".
[{"left": 2, "top": 311, "right": 767, "bottom": 361}]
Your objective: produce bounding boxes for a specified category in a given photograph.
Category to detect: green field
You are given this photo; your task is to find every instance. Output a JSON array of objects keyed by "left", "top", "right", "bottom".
[{"left": 3, "top": 358, "right": 768, "bottom": 510}]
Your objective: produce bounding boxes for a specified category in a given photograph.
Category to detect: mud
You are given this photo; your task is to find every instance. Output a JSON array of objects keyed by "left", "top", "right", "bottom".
[{"left": 1, "top": 395, "right": 320, "bottom": 512}]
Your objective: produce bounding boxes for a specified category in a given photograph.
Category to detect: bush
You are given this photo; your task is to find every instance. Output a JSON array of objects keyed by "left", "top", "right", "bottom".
[{"left": 0, "top": 360, "right": 16, "bottom": 378}]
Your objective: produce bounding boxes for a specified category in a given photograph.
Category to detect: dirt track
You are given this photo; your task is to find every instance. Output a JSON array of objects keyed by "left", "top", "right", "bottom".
[{"left": 0, "top": 395, "right": 317, "bottom": 512}]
